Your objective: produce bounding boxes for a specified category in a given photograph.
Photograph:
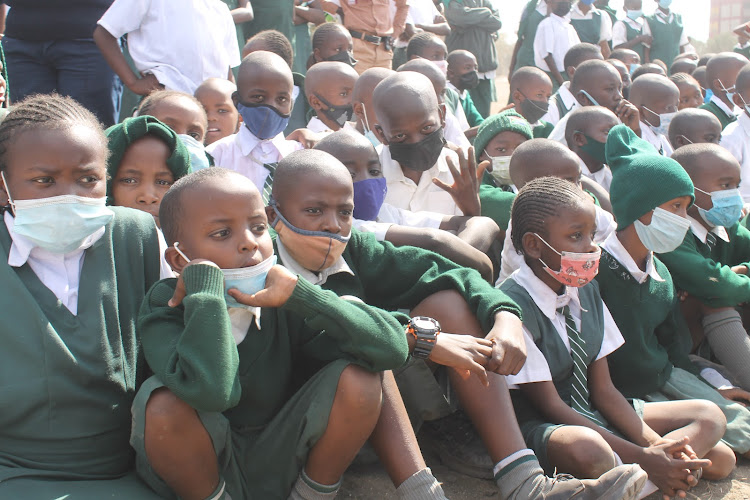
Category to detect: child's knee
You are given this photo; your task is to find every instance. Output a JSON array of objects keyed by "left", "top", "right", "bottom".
[
  {"left": 145, "top": 387, "right": 196, "bottom": 436},
  {"left": 412, "top": 290, "right": 482, "bottom": 336},
  {"left": 692, "top": 400, "right": 728, "bottom": 438},
  {"left": 337, "top": 365, "right": 383, "bottom": 416},
  {"left": 549, "top": 426, "right": 616, "bottom": 478}
]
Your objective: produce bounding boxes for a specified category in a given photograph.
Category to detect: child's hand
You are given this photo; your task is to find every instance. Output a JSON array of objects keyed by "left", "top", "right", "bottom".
[
  {"left": 486, "top": 311, "right": 527, "bottom": 376},
  {"left": 428, "top": 332, "right": 493, "bottom": 386},
  {"left": 732, "top": 264, "right": 748, "bottom": 275},
  {"left": 640, "top": 437, "right": 711, "bottom": 499},
  {"left": 615, "top": 99, "right": 641, "bottom": 137},
  {"left": 433, "top": 146, "right": 487, "bottom": 217},
  {"left": 129, "top": 72, "right": 163, "bottom": 96},
  {"left": 168, "top": 260, "right": 220, "bottom": 307},
  {"left": 227, "top": 265, "right": 298, "bottom": 308},
  {"left": 719, "top": 386, "right": 750, "bottom": 406},
  {"left": 286, "top": 128, "right": 324, "bottom": 149}
]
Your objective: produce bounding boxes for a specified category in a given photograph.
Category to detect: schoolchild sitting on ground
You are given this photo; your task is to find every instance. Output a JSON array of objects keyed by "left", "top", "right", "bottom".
[
  {"left": 671, "top": 73, "right": 704, "bottom": 110},
  {"left": 267, "top": 148, "right": 648, "bottom": 499},
  {"left": 565, "top": 106, "right": 619, "bottom": 191},
  {"left": 699, "top": 52, "right": 747, "bottom": 130},
  {"left": 542, "top": 42, "right": 603, "bottom": 126},
  {"left": 509, "top": 66, "right": 554, "bottom": 138},
  {"left": 307, "top": 23, "right": 357, "bottom": 68},
  {"left": 0, "top": 95, "right": 164, "bottom": 498},
  {"left": 133, "top": 167, "right": 409, "bottom": 499},
  {"left": 474, "top": 110, "right": 533, "bottom": 194},
  {"left": 500, "top": 176, "right": 733, "bottom": 498},
  {"left": 659, "top": 144, "right": 750, "bottom": 392},
  {"left": 194, "top": 78, "right": 240, "bottom": 146},
  {"left": 314, "top": 130, "right": 498, "bottom": 281},
  {"left": 304, "top": 61, "right": 358, "bottom": 135},
  {"left": 628, "top": 73, "right": 679, "bottom": 155},
  {"left": 595, "top": 125, "right": 750, "bottom": 461},
  {"left": 669, "top": 108, "right": 722, "bottom": 150},
  {"left": 607, "top": 59, "right": 633, "bottom": 100},
  {"left": 351, "top": 67, "right": 395, "bottom": 148},
  {"left": 720, "top": 62, "right": 750, "bottom": 203}
]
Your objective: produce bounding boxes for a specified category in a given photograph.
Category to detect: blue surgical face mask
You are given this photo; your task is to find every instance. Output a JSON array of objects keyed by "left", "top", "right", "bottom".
[
  {"left": 629, "top": 63, "right": 641, "bottom": 76},
  {"left": 353, "top": 177, "right": 387, "bottom": 221},
  {"left": 658, "top": 0, "right": 673, "bottom": 8},
  {"left": 173, "top": 242, "right": 277, "bottom": 308},
  {"left": 642, "top": 106, "right": 676, "bottom": 137},
  {"left": 626, "top": 9, "right": 643, "bottom": 20},
  {"left": 237, "top": 102, "right": 290, "bottom": 140},
  {"left": 2, "top": 171, "right": 113, "bottom": 254},
  {"left": 703, "top": 88, "right": 714, "bottom": 104},
  {"left": 634, "top": 207, "right": 691, "bottom": 253},
  {"left": 177, "top": 134, "right": 209, "bottom": 171},
  {"left": 578, "top": 89, "right": 601, "bottom": 107},
  {"left": 695, "top": 187, "right": 744, "bottom": 228},
  {"left": 361, "top": 105, "right": 381, "bottom": 148},
  {"left": 717, "top": 79, "right": 737, "bottom": 105}
]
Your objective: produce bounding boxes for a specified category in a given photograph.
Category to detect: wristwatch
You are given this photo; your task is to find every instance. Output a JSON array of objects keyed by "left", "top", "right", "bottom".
[{"left": 407, "top": 316, "right": 441, "bottom": 359}]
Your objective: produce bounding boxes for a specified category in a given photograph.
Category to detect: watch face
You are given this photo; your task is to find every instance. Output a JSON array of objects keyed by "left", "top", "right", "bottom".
[{"left": 413, "top": 318, "right": 435, "bottom": 330}]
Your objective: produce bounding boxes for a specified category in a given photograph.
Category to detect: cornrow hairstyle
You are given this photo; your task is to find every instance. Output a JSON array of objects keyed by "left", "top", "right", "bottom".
[
  {"left": 669, "top": 72, "right": 695, "bottom": 85},
  {"left": 0, "top": 93, "right": 106, "bottom": 172},
  {"left": 406, "top": 32, "right": 441, "bottom": 60},
  {"left": 248, "top": 30, "right": 294, "bottom": 69},
  {"left": 308, "top": 22, "right": 349, "bottom": 68},
  {"left": 510, "top": 176, "right": 589, "bottom": 256}
]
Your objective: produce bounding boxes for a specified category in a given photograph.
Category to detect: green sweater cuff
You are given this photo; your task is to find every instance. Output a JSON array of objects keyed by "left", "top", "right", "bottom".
[
  {"left": 283, "top": 276, "right": 331, "bottom": 316},
  {"left": 182, "top": 264, "right": 225, "bottom": 297}
]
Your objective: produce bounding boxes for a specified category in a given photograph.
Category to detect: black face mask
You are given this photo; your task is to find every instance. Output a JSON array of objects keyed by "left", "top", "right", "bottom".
[
  {"left": 553, "top": 1, "right": 572, "bottom": 16},
  {"left": 458, "top": 70, "right": 479, "bottom": 91},
  {"left": 517, "top": 89, "right": 550, "bottom": 124},
  {"left": 314, "top": 93, "right": 354, "bottom": 128},
  {"left": 325, "top": 50, "right": 358, "bottom": 67},
  {"left": 389, "top": 128, "right": 446, "bottom": 172},
  {"left": 622, "top": 84, "right": 631, "bottom": 100}
]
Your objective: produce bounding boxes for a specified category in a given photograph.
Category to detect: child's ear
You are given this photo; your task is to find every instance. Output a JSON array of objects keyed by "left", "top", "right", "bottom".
[
  {"left": 373, "top": 124, "right": 389, "bottom": 145},
  {"left": 232, "top": 91, "right": 239, "bottom": 107},
  {"left": 511, "top": 89, "right": 524, "bottom": 104},
  {"left": 521, "top": 232, "right": 543, "bottom": 260},
  {"left": 573, "top": 131, "right": 587, "bottom": 148},
  {"left": 308, "top": 94, "right": 323, "bottom": 111},
  {"left": 165, "top": 246, "right": 187, "bottom": 274},
  {"left": 353, "top": 101, "right": 365, "bottom": 121},
  {"left": 566, "top": 66, "right": 576, "bottom": 80},
  {"left": 438, "top": 103, "right": 447, "bottom": 126},
  {"left": 313, "top": 47, "right": 322, "bottom": 63},
  {"left": 264, "top": 205, "right": 277, "bottom": 224}
]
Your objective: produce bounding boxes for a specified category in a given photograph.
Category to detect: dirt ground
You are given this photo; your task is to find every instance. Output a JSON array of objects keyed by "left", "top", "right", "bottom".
[{"left": 339, "top": 453, "right": 750, "bottom": 499}]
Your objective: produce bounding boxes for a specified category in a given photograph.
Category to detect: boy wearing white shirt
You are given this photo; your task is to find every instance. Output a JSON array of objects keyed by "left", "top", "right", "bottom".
[
  {"left": 569, "top": 1, "right": 613, "bottom": 58},
  {"left": 542, "top": 42, "right": 603, "bottom": 125},
  {"left": 565, "top": 107, "right": 618, "bottom": 192},
  {"left": 699, "top": 52, "right": 746, "bottom": 130},
  {"left": 303, "top": 61, "right": 359, "bottom": 136},
  {"left": 94, "top": 0, "right": 241, "bottom": 95},
  {"left": 628, "top": 73, "right": 678, "bottom": 156},
  {"left": 534, "top": 0, "right": 581, "bottom": 90},
  {"left": 721, "top": 64, "right": 750, "bottom": 203},
  {"left": 207, "top": 52, "right": 302, "bottom": 200}
]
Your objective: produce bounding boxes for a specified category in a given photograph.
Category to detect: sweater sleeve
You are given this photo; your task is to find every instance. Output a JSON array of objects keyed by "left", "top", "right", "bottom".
[
  {"left": 446, "top": 0, "right": 502, "bottom": 32},
  {"left": 138, "top": 264, "right": 242, "bottom": 413},
  {"left": 658, "top": 234, "right": 750, "bottom": 308},
  {"left": 463, "top": 96, "right": 485, "bottom": 127},
  {"left": 351, "top": 231, "right": 522, "bottom": 332},
  {"left": 655, "top": 295, "right": 701, "bottom": 377},
  {"left": 726, "top": 222, "right": 750, "bottom": 270},
  {"left": 283, "top": 277, "right": 409, "bottom": 371}
]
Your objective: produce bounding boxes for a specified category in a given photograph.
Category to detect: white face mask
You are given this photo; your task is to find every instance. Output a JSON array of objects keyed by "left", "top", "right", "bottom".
[
  {"left": 634, "top": 207, "right": 691, "bottom": 253},
  {"left": 486, "top": 153, "right": 513, "bottom": 186},
  {"left": 432, "top": 59, "right": 448, "bottom": 76},
  {"left": 2, "top": 171, "right": 113, "bottom": 254}
]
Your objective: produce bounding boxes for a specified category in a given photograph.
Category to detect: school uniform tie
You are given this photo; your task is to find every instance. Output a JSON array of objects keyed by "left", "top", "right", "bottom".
[
  {"left": 262, "top": 162, "right": 277, "bottom": 205},
  {"left": 705, "top": 232, "right": 717, "bottom": 252},
  {"left": 560, "top": 305, "right": 606, "bottom": 427}
]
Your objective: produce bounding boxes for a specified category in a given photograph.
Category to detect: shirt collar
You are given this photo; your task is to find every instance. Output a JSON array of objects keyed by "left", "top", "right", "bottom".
[
  {"left": 535, "top": 0, "right": 547, "bottom": 15},
  {"left": 558, "top": 82, "right": 578, "bottom": 109},
  {"left": 710, "top": 95, "right": 736, "bottom": 118},
  {"left": 511, "top": 259, "right": 581, "bottom": 322},
  {"left": 306, "top": 116, "right": 334, "bottom": 134},
  {"left": 654, "top": 9, "right": 673, "bottom": 23},
  {"left": 687, "top": 215, "right": 730, "bottom": 244},
  {"left": 551, "top": 12, "right": 571, "bottom": 25},
  {"left": 380, "top": 144, "right": 449, "bottom": 184},
  {"left": 227, "top": 306, "right": 261, "bottom": 343},
  {"left": 601, "top": 232, "right": 663, "bottom": 283},
  {"left": 446, "top": 81, "right": 468, "bottom": 99},
  {"left": 624, "top": 16, "right": 642, "bottom": 28},
  {"left": 4, "top": 210, "right": 104, "bottom": 267},
  {"left": 276, "top": 236, "right": 354, "bottom": 286},
  {"left": 571, "top": 3, "right": 597, "bottom": 17},
  {"left": 235, "top": 125, "right": 286, "bottom": 157}
]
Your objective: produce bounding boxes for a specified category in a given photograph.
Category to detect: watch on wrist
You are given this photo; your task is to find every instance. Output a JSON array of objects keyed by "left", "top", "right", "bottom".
[{"left": 407, "top": 316, "right": 441, "bottom": 359}]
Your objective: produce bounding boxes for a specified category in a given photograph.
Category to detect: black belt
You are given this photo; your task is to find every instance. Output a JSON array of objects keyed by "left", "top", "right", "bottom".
[{"left": 349, "top": 29, "right": 385, "bottom": 46}]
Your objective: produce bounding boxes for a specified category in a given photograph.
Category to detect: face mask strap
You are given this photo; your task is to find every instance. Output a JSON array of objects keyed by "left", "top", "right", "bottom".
[
  {"left": 1, "top": 170, "right": 15, "bottom": 210},
  {"left": 269, "top": 198, "right": 351, "bottom": 243},
  {"left": 533, "top": 232, "right": 562, "bottom": 258},
  {"left": 173, "top": 242, "right": 192, "bottom": 264},
  {"left": 678, "top": 135, "right": 694, "bottom": 145},
  {"left": 579, "top": 89, "right": 600, "bottom": 107}
]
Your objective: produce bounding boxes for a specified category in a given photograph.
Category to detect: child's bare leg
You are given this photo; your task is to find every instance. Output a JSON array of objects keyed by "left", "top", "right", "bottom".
[
  {"left": 643, "top": 400, "right": 735, "bottom": 479},
  {"left": 546, "top": 426, "right": 617, "bottom": 478},
  {"left": 144, "top": 387, "right": 220, "bottom": 500},
  {"left": 304, "top": 364, "right": 383, "bottom": 485}
]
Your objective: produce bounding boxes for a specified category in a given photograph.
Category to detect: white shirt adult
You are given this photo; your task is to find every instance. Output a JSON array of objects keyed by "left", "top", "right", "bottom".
[
  {"left": 534, "top": 13, "right": 581, "bottom": 72},
  {"left": 721, "top": 112, "right": 750, "bottom": 203},
  {"left": 395, "top": 0, "right": 441, "bottom": 48},
  {"left": 98, "top": 0, "right": 241, "bottom": 94}
]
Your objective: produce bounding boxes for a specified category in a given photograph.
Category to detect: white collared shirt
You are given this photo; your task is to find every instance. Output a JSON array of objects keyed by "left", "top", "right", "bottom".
[
  {"left": 353, "top": 203, "right": 444, "bottom": 241},
  {"left": 497, "top": 204, "right": 616, "bottom": 286},
  {"left": 612, "top": 17, "right": 644, "bottom": 47},
  {"left": 228, "top": 307, "right": 261, "bottom": 346},
  {"left": 446, "top": 81, "right": 472, "bottom": 132},
  {"left": 381, "top": 145, "right": 464, "bottom": 215},
  {"left": 276, "top": 235, "right": 355, "bottom": 286},
  {"left": 444, "top": 112, "right": 472, "bottom": 150},
  {"left": 570, "top": 4, "right": 612, "bottom": 43},
  {"left": 98, "top": 0, "right": 241, "bottom": 94},
  {"left": 542, "top": 82, "right": 578, "bottom": 126},
  {"left": 305, "top": 117, "right": 357, "bottom": 136},
  {"left": 687, "top": 215, "right": 730, "bottom": 245},
  {"left": 394, "top": 0, "right": 441, "bottom": 48},
  {"left": 639, "top": 121, "right": 674, "bottom": 156},
  {"left": 601, "top": 232, "right": 664, "bottom": 284},
  {"left": 579, "top": 157, "right": 613, "bottom": 192},
  {"left": 505, "top": 259, "right": 624, "bottom": 387},
  {"left": 547, "top": 109, "right": 578, "bottom": 145},
  {"left": 642, "top": 9, "right": 689, "bottom": 48},
  {"left": 4, "top": 211, "right": 105, "bottom": 315},
  {"left": 206, "top": 125, "right": 303, "bottom": 192},
  {"left": 534, "top": 13, "right": 581, "bottom": 72},
  {"left": 721, "top": 112, "right": 750, "bottom": 202}
]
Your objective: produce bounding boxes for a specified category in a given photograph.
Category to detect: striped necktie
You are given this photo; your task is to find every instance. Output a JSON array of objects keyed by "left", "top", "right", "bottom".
[
  {"left": 705, "top": 232, "right": 717, "bottom": 252},
  {"left": 261, "top": 163, "right": 277, "bottom": 205},
  {"left": 560, "top": 305, "right": 606, "bottom": 427}
]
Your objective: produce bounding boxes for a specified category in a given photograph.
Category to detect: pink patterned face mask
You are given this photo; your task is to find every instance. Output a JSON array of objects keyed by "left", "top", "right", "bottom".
[{"left": 534, "top": 233, "right": 601, "bottom": 287}]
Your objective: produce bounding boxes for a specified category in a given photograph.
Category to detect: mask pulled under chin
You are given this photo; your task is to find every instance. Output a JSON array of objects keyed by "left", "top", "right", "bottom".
[{"left": 269, "top": 198, "right": 351, "bottom": 273}]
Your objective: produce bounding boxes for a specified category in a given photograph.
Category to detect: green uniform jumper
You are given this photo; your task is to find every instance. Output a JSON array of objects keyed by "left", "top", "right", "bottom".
[
  {"left": 570, "top": 11, "right": 602, "bottom": 46},
  {"left": 645, "top": 11, "right": 684, "bottom": 69},
  {"left": 445, "top": 0, "right": 501, "bottom": 118},
  {"left": 244, "top": 0, "right": 296, "bottom": 52},
  {"left": 514, "top": 0, "right": 545, "bottom": 72},
  {"left": 132, "top": 260, "right": 409, "bottom": 499},
  {"left": 735, "top": 44, "right": 750, "bottom": 60},
  {"left": 0, "top": 208, "right": 162, "bottom": 499},
  {"left": 699, "top": 100, "right": 737, "bottom": 130},
  {"left": 533, "top": 121, "right": 555, "bottom": 138},
  {"left": 623, "top": 21, "right": 646, "bottom": 62},
  {"left": 596, "top": 248, "right": 750, "bottom": 454}
]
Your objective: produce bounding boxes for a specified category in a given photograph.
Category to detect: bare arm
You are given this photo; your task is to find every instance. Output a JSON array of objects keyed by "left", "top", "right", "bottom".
[
  {"left": 599, "top": 40, "right": 611, "bottom": 59},
  {"left": 295, "top": 4, "right": 328, "bottom": 25},
  {"left": 392, "top": 0, "right": 409, "bottom": 40},
  {"left": 439, "top": 215, "right": 499, "bottom": 253},
  {"left": 415, "top": 15, "right": 451, "bottom": 36},
  {"left": 508, "top": 36, "right": 524, "bottom": 79},
  {"left": 613, "top": 34, "right": 652, "bottom": 51},
  {"left": 231, "top": 0, "right": 254, "bottom": 23},
  {"left": 93, "top": 25, "right": 162, "bottom": 95},
  {"left": 544, "top": 54, "right": 564, "bottom": 85}
]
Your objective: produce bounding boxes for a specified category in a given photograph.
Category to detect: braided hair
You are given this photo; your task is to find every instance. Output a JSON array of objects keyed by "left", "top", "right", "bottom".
[
  {"left": 510, "top": 176, "right": 589, "bottom": 256},
  {"left": 247, "top": 30, "right": 294, "bottom": 69},
  {"left": 308, "top": 23, "right": 349, "bottom": 68},
  {"left": 0, "top": 93, "right": 105, "bottom": 172},
  {"left": 137, "top": 89, "right": 205, "bottom": 121},
  {"left": 406, "top": 32, "right": 441, "bottom": 60}
]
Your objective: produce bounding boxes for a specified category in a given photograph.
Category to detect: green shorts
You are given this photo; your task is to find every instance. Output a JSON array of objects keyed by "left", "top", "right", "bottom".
[
  {"left": 130, "top": 360, "right": 348, "bottom": 500},
  {"left": 0, "top": 472, "right": 163, "bottom": 500},
  {"left": 393, "top": 357, "right": 457, "bottom": 430}
]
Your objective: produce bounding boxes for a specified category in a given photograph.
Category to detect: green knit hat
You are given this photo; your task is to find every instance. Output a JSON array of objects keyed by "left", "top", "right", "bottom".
[
  {"left": 606, "top": 124, "right": 694, "bottom": 230},
  {"left": 105, "top": 115, "right": 191, "bottom": 202},
  {"left": 473, "top": 110, "right": 533, "bottom": 162}
]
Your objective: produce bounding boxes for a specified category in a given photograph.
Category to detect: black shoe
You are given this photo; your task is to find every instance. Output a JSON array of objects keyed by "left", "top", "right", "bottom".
[{"left": 419, "top": 410, "right": 494, "bottom": 479}]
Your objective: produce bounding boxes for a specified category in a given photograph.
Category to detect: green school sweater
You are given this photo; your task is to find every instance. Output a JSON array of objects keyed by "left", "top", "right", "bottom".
[
  {"left": 0, "top": 207, "right": 161, "bottom": 482},
  {"left": 479, "top": 184, "right": 515, "bottom": 230},
  {"left": 274, "top": 229, "right": 522, "bottom": 331},
  {"left": 514, "top": 0, "right": 545, "bottom": 71},
  {"left": 658, "top": 221, "right": 750, "bottom": 308},
  {"left": 445, "top": 0, "right": 501, "bottom": 73},
  {"left": 138, "top": 263, "right": 409, "bottom": 426},
  {"left": 645, "top": 12, "right": 683, "bottom": 69},
  {"left": 532, "top": 121, "right": 554, "bottom": 139},
  {"left": 699, "top": 100, "right": 737, "bottom": 130},
  {"left": 595, "top": 249, "right": 700, "bottom": 398},
  {"left": 460, "top": 90, "right": 484, "bottom": 127}
]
